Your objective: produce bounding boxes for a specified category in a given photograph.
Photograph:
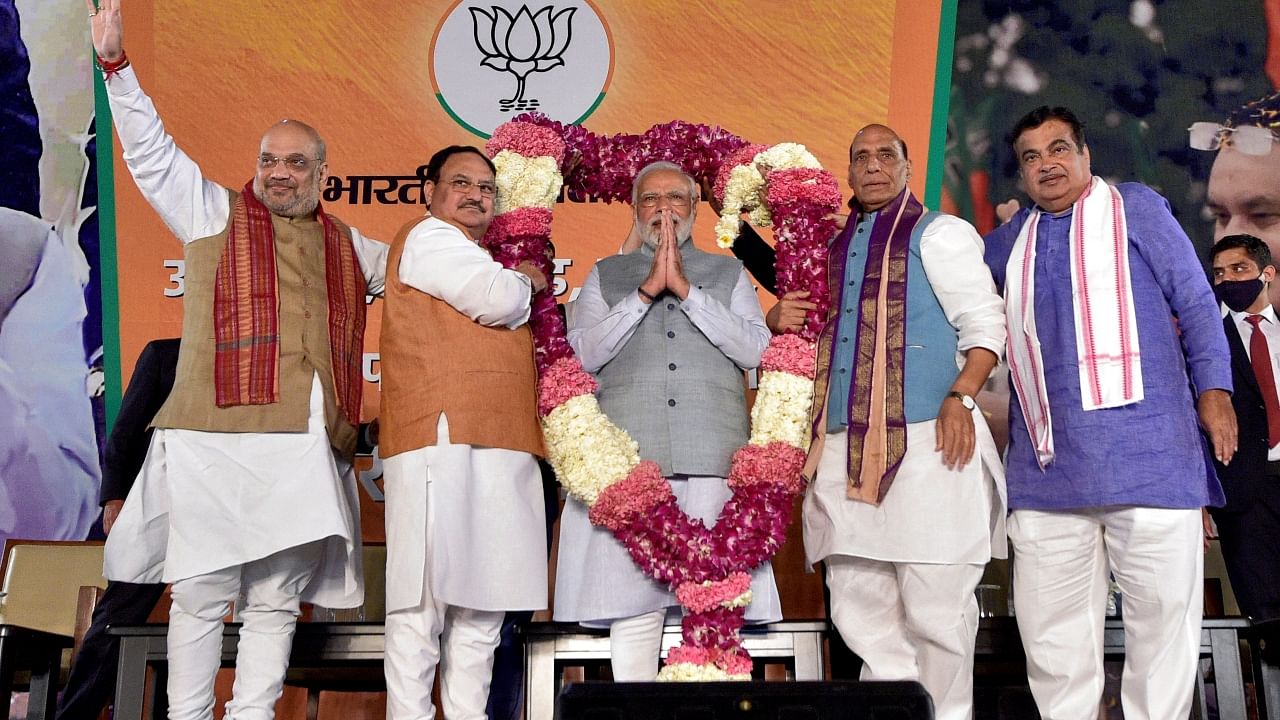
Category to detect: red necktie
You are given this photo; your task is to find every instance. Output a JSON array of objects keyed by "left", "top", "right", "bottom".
[{"left": 1246, "top": 314, "right": 1280, "bottom": 448}]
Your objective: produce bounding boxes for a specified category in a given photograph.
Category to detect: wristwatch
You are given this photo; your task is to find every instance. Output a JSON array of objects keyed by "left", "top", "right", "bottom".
[{"left": 947, "top": 391, "right": 976, "bottom": 410}]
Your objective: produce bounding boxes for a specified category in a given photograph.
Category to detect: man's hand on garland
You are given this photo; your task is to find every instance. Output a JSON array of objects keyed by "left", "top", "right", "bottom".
[
  {"left": 514, "top": 261, "right": 548, "bottom": 294},
  {"left": 765, "top": 290, "right": 816, "bottom": 334}
]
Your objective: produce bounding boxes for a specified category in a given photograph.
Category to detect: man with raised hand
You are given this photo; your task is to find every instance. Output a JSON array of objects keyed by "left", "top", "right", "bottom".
[
  {"left": 769, "top": 124, "right": 1006, "bottom": 720},
  {"left": 554, "top": 161, "right": 779, "bottom": 681},
  {"left": 985, "top": 105, "right": 1234, "bottom": 719},
  {"left": 378, "top": 144, "right": 549, "bottom": 720},
  {"left": 88, "top": 2, "right": 387, "bottom": 717}
]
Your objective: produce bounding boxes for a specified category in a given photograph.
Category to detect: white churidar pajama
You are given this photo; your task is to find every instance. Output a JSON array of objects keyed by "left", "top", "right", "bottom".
[
  {"left": 1008, "top": 507, "right": 1203, "bottom": 720},
  {"left": 167, "top": 541, "right": 324, "bottom": 720},
  {"left": 807, "top": 423, "right": 1002, "bottom": 720}
]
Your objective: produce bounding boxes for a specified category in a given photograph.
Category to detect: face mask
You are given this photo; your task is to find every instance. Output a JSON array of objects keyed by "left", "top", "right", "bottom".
[{"left": 1215, "top": 277, "right": 1266, "bottom": 313}]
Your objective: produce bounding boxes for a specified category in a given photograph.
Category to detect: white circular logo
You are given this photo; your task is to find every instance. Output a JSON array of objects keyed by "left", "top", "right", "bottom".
[{"left": 430, "top": 1, "right": 614, "bottom": 137}]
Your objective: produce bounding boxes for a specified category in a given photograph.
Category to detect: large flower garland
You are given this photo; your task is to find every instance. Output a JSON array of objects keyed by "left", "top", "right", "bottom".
[{"left": 480, "top": 116, "right": 838, "bottom": 680}]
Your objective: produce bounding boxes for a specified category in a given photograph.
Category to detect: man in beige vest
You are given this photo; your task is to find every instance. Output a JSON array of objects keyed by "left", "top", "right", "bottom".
[
  {"left": 379, "top": 145, "right": 549, "bottom": 720},
  {"left": 89, "top": 3, "right": 388, "bottom": 718}
]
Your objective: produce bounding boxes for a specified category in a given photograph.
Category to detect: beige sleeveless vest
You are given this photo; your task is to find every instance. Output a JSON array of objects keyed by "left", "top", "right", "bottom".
[{"left": 151, "top": 190, "right": 359, "bottom": 458}]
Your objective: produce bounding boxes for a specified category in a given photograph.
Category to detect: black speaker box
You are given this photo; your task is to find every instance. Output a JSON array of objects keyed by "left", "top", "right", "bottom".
[{"left": 554, "top": 681, "right": 935, "bottom": 720}]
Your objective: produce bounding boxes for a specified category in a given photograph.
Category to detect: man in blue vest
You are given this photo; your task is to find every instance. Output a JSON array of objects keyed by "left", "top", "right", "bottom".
[{"left": 773, "top": 124, "right": 1007, "bottom": 720}]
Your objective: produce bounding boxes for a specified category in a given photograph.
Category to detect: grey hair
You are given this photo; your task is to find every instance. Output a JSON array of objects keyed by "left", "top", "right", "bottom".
[{"left": 631, "top": 161, "right": 698, "bottom": 206}]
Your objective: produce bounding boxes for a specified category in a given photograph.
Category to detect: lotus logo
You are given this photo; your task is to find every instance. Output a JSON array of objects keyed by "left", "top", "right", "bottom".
[
  {"left": 470, "top": 6, "right": 576, "bottom": 113},
  {"left": 431, "top": 0, "right": 613, "bottom": 137}
]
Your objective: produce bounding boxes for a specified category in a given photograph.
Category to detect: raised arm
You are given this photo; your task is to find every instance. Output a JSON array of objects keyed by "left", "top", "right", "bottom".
[{"left": 89, "top": 0, "right": 229, "bottom": 242}]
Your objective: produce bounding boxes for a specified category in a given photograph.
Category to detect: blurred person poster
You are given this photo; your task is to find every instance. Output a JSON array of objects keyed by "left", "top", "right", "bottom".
[{"left": 0, "top": 0, "right": 104, "bottom": 547}]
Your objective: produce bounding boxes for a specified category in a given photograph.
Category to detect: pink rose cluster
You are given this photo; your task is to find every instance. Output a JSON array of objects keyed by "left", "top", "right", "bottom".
[
  {"left": 665, "top": 644, "right": 753, "bottom": 677},
  {"left": 759, "top": 333, "right": 817, "bottom": 379},
  {"left": 485, "top": 121, "right": 566, "bottom": 165},
  {"left": 711, "top": 143, "right": 768, "bottom": 202},
  {"left": 487, "top": 207, "right": 552, "bottom": 240},
  {"left": 765, "top": 167, "right": 842, "bottom": 209},
  {"left": 727, "top": 442, "right": 807, "bottom": 496},
  {"left": 674, "top": 571, "right": 752, "bottom": 613},
  {"left": 536, "top": 356, "right": 597, "bottom": 416},
  {"left": 589, "top": 461, "right": 674, "bottom": 531}
]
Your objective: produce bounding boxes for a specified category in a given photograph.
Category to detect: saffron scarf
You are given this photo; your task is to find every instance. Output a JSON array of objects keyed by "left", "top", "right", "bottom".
[
  {"left": 1004, "top": 176, "right": 1142, "bottom": 468},
  {"left": 213, "top": 180, "right": 367, "bottom": 426},
  {"left": 820, "top": 189, "right": 922, "bottom": 504}
]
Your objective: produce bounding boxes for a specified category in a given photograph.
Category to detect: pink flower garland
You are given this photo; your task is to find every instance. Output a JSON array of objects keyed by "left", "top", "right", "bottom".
[
  {"left": 727, "top": 443, "right": 807, "bottom": 495},
  {"left": 589, "top": 461, "right": 673, "bottom": 531},
  {"left": 675, "top": 572, "right": 753, "bottom": 613},
  {"left": 536, "top": 357, "right": 597, "bottom": 416},
  {"left": 486, "top": 121, "right": 567, "bottom": 165},
  {"left": 483, "top": 118, "right": 836, "bottom": 680},
  {"left": 760, "top": 333, "right": 818, "bottom": 379}
]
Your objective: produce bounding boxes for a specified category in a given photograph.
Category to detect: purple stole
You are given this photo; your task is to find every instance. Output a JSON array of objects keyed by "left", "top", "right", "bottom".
[{"left": 815, "top": 189, "right": 923, "bottom": 504}]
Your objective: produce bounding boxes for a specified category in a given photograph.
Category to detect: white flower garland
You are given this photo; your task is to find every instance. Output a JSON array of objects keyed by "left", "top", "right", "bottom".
[
  {"left": 492, "top": 150, "right": 562, "bottom": 215},
  {"left": 714, "top": 143, "right": 823, "bottom": 248}
]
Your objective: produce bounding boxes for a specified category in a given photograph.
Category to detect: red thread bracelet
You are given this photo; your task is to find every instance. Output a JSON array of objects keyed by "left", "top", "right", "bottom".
[{"left": 96, "top": 51, "right": 129, "bottom": 82}]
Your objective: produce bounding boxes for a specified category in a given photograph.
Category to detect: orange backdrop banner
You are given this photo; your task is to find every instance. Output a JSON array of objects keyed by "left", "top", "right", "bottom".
[{"left": 105, "top": 0, "right": 952, "bottom": 427}]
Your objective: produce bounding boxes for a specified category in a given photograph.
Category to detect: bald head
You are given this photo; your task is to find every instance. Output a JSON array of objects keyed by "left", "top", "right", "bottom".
[{"left": 261, "top": 119, "right": 326, "bottom": 162}]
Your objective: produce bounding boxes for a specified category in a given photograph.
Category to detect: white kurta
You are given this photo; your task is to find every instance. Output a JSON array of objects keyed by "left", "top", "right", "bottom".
[
  {"left": 105, "top": 376, "right": 365, "bottom": 608},
  {"left": 804, "top": 415, "right": 1005, "bottom": 566},
  {"left": 382, "top": 217, "right": 546, "bottom": 614},
  {"left": 554, "top": 256, "right": 781, "bottom": 625},
  {"left": 803, "top": 214, "right": 1008, "bottom": 567},
  {"left": 99, "top": 66, "right": 387, "bottom": 606}
]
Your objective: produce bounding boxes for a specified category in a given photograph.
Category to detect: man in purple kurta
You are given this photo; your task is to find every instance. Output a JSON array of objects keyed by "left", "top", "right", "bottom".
[{"left": 983, "top": 106, "right": 1235, "bottom": 720}]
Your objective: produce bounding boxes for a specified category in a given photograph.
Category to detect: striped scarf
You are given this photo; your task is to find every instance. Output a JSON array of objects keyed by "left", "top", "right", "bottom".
[
  {"left": 213, "top": 180, "right": 366, "bottom": 426},
  {"left": 819, "top": 189, "right": 922, "bottom": 504},
  {"left": 1005, "top": 176, "right": 1142, "bottom": 468}
]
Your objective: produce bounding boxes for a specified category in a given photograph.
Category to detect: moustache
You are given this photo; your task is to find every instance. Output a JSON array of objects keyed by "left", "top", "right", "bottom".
[{"left": 267, "top": 180, "right": 296, "bottom": 190}]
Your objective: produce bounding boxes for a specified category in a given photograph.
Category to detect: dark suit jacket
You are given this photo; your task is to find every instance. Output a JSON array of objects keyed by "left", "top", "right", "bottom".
[
  {"left": 731, "top": 223, "right": 777, "bottom": 297},
  {"left": 1213, "top": 318, "right": 1272, "bottom": 512},
  {"left": 100, "top": 338, "right": 179, "bottom": 505}
]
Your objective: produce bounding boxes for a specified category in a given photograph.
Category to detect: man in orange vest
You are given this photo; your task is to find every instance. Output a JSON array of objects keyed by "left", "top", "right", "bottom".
[{"left": 378, "top": 145, "right": 549, "bottom": 720}]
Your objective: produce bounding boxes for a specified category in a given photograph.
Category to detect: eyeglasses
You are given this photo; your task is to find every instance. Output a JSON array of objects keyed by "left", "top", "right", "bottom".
[
  {"left": 1188, "top": 122, "right": 1277, "bottom": 156},
  {"left": 447, "top": 178, "right": 498, "bottom": 197},
  {"left": 258, "top": 154, "right": 321, "bottom": 171},
  {"left": 638, "top": 191, "right": 692, "bottom": 208}
]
